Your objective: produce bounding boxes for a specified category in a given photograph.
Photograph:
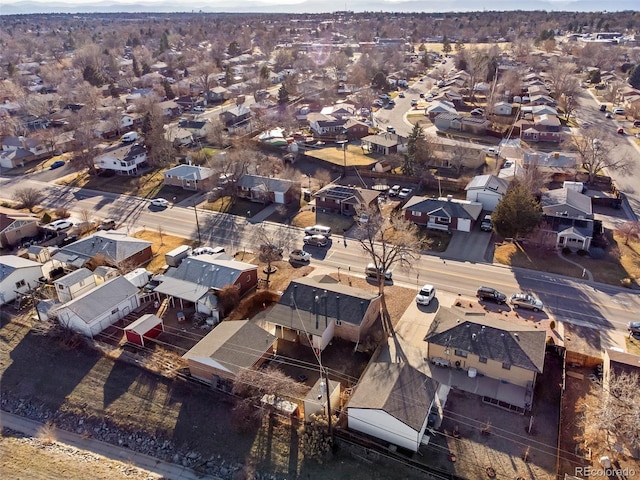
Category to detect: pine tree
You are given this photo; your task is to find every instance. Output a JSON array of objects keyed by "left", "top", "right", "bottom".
[
  {"left": 492, "top": 182, "right": 542, "bottom": 240},
  {"left": 628, "top": 64, "right": 640, "bottom": 89},
  {"left": 277, "top": 84, "right": 289, "bottom": 105}
]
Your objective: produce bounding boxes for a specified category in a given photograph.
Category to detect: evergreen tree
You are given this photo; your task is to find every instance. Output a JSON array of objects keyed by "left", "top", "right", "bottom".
[
  {"left": 442, "top": 35, "right": 451, "bottom": 55},
  {"left": 492, "top": 182, "right": 542, "bottom": 240},
  {"left": 132, "top": 55, "right": 141, "bottom": 77},
  {"left": 278, "top": 84, "right": 289, "bottom": 105},
  {"left": 402, "top": 124, "right": 423, "bottom": 176},
  {"left": 628, "top": 64, "right": 640, "bottom": 89},
  {"left": 159, "top": 32, "right": 170, "bottom": 53},
  {"left": 82, "top": 64, "right": 105, "bottom": 87},
  {"left": 163, "top": 79, "right": 175, "bottom": 100}
]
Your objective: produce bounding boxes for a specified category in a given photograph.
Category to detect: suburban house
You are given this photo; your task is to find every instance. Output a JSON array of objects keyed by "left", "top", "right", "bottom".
[
  {"left": 361, "top": 133, "right": 405, "bottom": 155},
  {"left": 493, "top": 101, "right": 513, "bottom": 116},
  {"left": 426, "top": 101, "right": 457, "bottom": 119},
  {"left": 465, "top": 175, "right": 510, "bottom": 211},
  {"left": 206, "top": 86, "right": 230, "bottom": 104},
  {"left": 94, "top": 143, "right": 148, "bottom": 176},
  {"left": 433, "top": 114, "right": 490, "bottom": 135},
  {"left": 314, "top": 185, "right": 379, "bottom": 217},
  {"left": 219, "top": 105, "right": 251, "bottom": 128},
  {"left": 522, "top": 151, "right": 578, "bottom": 181},
  {"left": 424, "top": 306, "right": 546, "bottom": 413},
  {"left": 164, "top": 126, "right": 194, "bottom": 146},
  {"left": 53, "top": 276, "right": 140, "bottom": 337},
  {"left": 0, "top": 136, "right": 52, "bottom": 168},
  {"left": 54, "top": 267, "right": 98, "bottom": 303},
  {"left": 163, "top": 164, "right": 216, "bottom": 191},
  {"left": 177, "top": 119, "right": 209, "bottom": 138},
  {"left": 529, "top": 94, "right": 557, "bottom": 107},
  {"left": 307, "top": 113, "right": 347, "bottom": 138},
  {"left": 403, "top": 196, "right": 483, "bottom": 232},
  {"left": 52, "top": 231, "right": 153, "bottom": 271},
  {"left": 157, "top": 100, "right": 181, "bottom": 118},
  {"left": 343, "top": 118, "right": 370, "bottom": 140},
  {"left": 519, "top": 114, "right": 563, "bottom": 143},
  {"left": 0, "top": 255, "right": 43, "bottom": 305},
  {"left": 540, "top": 187, "right": 594, "bottom": 251},
  {"left": 263, "top": 274, "right": 381, "bottom": 352},
  {"left": 0, "top": 211, "right": 39, "bottom": 248},
  {"left": 236, "top": 174, "right": 298, "bottom": 204},
  {"left": 153, "top": 253, "right": 258, "bottom": 320},
  {"left": 182, "top": 319, "right": 276, "bottom": 391},
  {"left": 347, "top": 362, "right": 441, "bottom": 452}
]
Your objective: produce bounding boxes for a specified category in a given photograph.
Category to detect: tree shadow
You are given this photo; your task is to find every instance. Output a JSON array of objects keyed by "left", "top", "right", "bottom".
[{"left": 102, "top": 352, "right": 144, "bottom": 409}]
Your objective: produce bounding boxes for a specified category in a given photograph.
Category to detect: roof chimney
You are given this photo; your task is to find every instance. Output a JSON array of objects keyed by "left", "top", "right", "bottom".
[{"left": 447, "top": 195, "right": 453, "bottom": 202}]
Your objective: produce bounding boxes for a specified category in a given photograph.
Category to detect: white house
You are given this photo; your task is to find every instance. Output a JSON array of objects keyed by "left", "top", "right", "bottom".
[
  {"left": 465, "top": 174, "right": 510, "bottom": 211},
  {"left": 94, "top": 144, "right": 147, "bottom": 176},
  {"left": 54, "top": 276, "right": 140, "bottom": 337},
  {"left": 493, "top": 101, "right": 513, "bottom": 116},
  {"left": 0, "top": 255, "right": 43, "bottom": 305},
  {"left": 53, "top": 267, "right": 97, "bottom": 303},
  {"left": 347, "top": 362, "right": 440, "bottom": 452}
]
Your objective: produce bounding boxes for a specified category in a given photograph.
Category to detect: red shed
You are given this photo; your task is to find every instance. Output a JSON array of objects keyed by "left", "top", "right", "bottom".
[{"left": 124, "top": 314, "right": 164, "bottom": 347}]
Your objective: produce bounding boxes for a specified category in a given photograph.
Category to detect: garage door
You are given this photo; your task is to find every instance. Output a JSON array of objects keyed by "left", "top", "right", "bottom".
[{"left": 457, "top": 218, "right": 471, "bottom": 232}]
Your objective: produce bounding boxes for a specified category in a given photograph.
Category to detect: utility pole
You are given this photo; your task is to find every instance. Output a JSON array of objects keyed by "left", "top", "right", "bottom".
[
  {"left": 320, "top": 361, "right": 333, "bottom": 437},
  {"left": 193, "top": 202, "right": 201, "bottom": 246},
  {"left": 336, "top": 134, "right": 348, "bottom": 176}
]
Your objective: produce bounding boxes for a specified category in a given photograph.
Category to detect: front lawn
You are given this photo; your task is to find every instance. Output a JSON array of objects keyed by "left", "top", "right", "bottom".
[
  {"left": 133, "top": 229, "right": 196, "bottom": 273},
  {"left": 204, "top": 195, "right": 265, "bottom": 218},
  {"left": 304, "top": 145, "right": 377, "bottom": 168},
  {"left": 58, "top": 169, "right": 166, "bottom": 199}
]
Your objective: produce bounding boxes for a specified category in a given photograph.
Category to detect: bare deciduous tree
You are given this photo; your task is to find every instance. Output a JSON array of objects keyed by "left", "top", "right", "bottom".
[
  {"left": 355, "top": 208, "right": 421, "bottom": 336},
  {"left": 12, "top": 187, "right": 42, "bottom": 212},
  {"left": 253, "top": 224, "right": 295, "bottom": 287},
  {"left": 572, "top": 129, "right": 631, "bottom": 183},
  {"left": 615, "top": 221, "right": 640, "bottom": 245}
]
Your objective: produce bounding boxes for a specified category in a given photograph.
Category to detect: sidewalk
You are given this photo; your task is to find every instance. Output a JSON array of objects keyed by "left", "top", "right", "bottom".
[
  {"left": 0, "top": 411, "right": 218, "bottom": 480},
  {"left": 555, "top": 250, "right": 593, "bottom": 282},
  {"left": 247, "top": 203, "right": 278, "bottom": 224}
]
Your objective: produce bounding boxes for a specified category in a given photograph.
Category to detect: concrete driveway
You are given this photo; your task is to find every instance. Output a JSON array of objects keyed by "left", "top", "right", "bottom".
[{"left": 442, "top": 228, "right": 493, "bottom": 263}]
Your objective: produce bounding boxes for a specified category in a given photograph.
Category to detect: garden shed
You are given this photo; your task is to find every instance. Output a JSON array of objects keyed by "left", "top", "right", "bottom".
[{"left": 124, "top": 313, "right": 164, "bottom": 347}]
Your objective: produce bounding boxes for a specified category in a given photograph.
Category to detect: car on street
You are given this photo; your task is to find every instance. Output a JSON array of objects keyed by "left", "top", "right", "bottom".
[
  {"left": 612, "top": 107, "right": 625, "bottom": 115},
  {"left": 290, "top": 249, "right": 311, "bottom": 262},
  {"left": 476, "top": 286, "right": 506, "bottom": 304},
  {"left": 628, "top": 321, "right": 640, "bottom": 335},
  {"left": 605, "top": 112, "right": 613, "bottom": 119},
  {"left": 191, "top": 106, "right": 206, "bottom": 112},
  {"left": 411, "top": 99, "right": 418, "bottom": 107},
  {"left": 50, "top": 160, "right": 65, "bottom": 170},
  {"left": 398, "top": 187, "right": 413, "bottom": 199},
  {"left": 386, "top": 126, "right": 396, "bottom": 134},
  {"left": 97, "top": 219, "right": 116, "bottom": 231},
  {"left": 389, "top": 185, "right": 401, "bottom": 196},
  {"left": 483, "top": 147, "right": 500, "bottom": 157},
  {"left": 617, "top": 128, "right": 625, "bottom": 135},
  {"left": 365, "top": 263, "right": 392, "bottom": 281},
  {"left": 470, "top": 108, "right": 484, "bottom": 116},
  {"left": 509, "top": 293, "right": 544, "bottom": 312},
  {"left": 599, "top": 104, "right": 607, "bottom": 112},
  {"left": 46, "top": 219, "right": 74, "bottom": 231},
  {"left": 303, "top": 235, "right": 328, "bottom": 247},
  {"left": 373, "top": 99, "right": 383, "bottom": 107},
  {"left": 416, "top": 284, "right": 436, "bottom": 305},
  {"left": 149, "top": 198, "right": 169, "bottom": 208},
  {"left": 480, "top": 214, "right": 493, "bottom": 232},
  {"left": 634, "top": 120, "right": 640, "bottom": 127},
  {"left": 419, "top": 93, "right": 425, "bottom": 98},
  {"left": 398, "top": 92, "right": 405, "bottom": 98}
]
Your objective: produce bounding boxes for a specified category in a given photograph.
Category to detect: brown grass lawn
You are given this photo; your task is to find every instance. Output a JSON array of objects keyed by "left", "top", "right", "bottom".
[
  {"left": 304, "top": 145, "right": 377, "bottom": 167},
  {"left": 494, "top": 233, "right": 640, "bottom": 287},
  {"left": 291, "top": 211, "right": 354, "bottom": 234},
  {"left": 58, "top": 169, "right": 171, "bottom": 200},
  {"left": 626, "top": 335, "right": 640, "bottom": 355},
  {"left": 133, "top": 229, "right": 195, "bottom": 273},
  {"left": 203, "top": 195, "right": 265, "bottom": 218}
]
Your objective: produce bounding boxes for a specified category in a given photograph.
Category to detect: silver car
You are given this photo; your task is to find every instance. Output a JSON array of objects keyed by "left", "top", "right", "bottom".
[{"left": 509, "top": 293, "right": 544, "bottom": 312}]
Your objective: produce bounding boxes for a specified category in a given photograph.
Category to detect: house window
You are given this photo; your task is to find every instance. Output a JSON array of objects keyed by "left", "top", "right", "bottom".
[
  {"left": 336, "top": 319, "right": 342, "bottom": 326},
  {"left": 413, "top": 211, "right": 422, "bottom": 217},
  {"left": 58, "top": 284, "right": 64, "bottom": 290},
  {"left": 502, "top": 362, "right": 511, "bottom": 370},
  {"left": 15, "top": 280, "right": 26, "bottom": 288},
  {"left": 454, "top": 349, "right": 468, "bottom": 358},
  {"left": 479, "top": 357, "right": 487, "bottom": 364},
  {"left": 111, "top": 307, "right": 119, "bottom": 315}
]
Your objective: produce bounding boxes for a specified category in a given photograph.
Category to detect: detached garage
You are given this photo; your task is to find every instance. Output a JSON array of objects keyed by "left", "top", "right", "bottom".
[
  {"left": 465, "top": 175, "right": 509, "bottom": 212},
  {"left": 125, "top": 314, "right": 164, "bottom": 347},
  {"left": 54, "top": 276, "right": 140, "bottom": 337}
]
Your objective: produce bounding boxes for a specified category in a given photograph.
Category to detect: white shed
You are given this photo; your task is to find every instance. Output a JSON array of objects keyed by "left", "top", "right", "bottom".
[
  {"left": 347, "top": 363, "right": 440, "bottom": 452},
  {"left": 54, "top": 267, "right": 96, "bottom": 303},
  {"left": 0, "top": 255, "right": 43, "bottom": 305},
  {"left": 465, "top": 174, "right": 510, "bottom": 212},
  {"left": 493, "top": 101, "right": 513, "bottom": 116},
  {"left": 54, "top": 276, "right": 140, "bottom": 337}
]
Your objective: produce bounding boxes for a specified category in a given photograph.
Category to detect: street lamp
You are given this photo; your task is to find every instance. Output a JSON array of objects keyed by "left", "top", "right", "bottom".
[{"left": 336, "top": 134, "right": 348, "bottom": 176}]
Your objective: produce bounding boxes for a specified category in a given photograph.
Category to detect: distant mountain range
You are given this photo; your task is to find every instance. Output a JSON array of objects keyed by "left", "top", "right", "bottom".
[{"left": 1, "top": 0, "right": 638, "bottom": 15}]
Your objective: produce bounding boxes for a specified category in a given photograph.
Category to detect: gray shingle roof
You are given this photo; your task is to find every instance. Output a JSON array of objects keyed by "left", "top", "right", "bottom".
[
  {"left": 265, "top": 275, "right": 379, "bottom": 336},
  {"left": 541, "top": 188, "right": 592, "bottom": 218},
  {"left": 55, "top": 276, "right": 138, "bottom": 324},
  {"left": 182, "top": 320, "right": 276, "bottom": 375},
  {"left": 53, "top": 232, "right": 152, "bottom": 268},
  {"left": 164, "top": 164, "right": 214, "bottom": 181},
  {"left": 0, "top": 255, "right": 42, "bottom": 281},
  {"left": 158, "top": 255, "right": 256, "bottom": 293},
  {"left": 465, "top": 174, "right": 510, "bottom": 194},
  {"left": 54, "top": 267, "right": 93, "bottom": 287},
  {"left": 403, "top": 196, "right": 482, "bottom": 220},
  {"left": 236, "top": 174, "right": 295, "bottom": 193},
  {"left": 425, "top": 307, "right": 546, "bottom": 373},
  {"left": 349, "top": 362, "right": 438, "bottom": 431}
]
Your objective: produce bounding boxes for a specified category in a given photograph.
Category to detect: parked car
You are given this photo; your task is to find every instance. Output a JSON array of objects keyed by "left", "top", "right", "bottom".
[
  {"left": 617, "top": 128, "right": 625, "bottom": 135},
  {"left": 398, "top": 92, "right": 405, "bottom": 98},
  {"left": 599, "top": 104, "right": 607, "bottom": 112},
  {"left": 365, "top": 263, "right": 392, "bottom": 280},
  {"left": 386, "top": 126, "right": 396, "bottom": 134},
  {"left": 416, "top": 284, "right": 436, "bottom": 305},
  {"left": 290, "top": 249, "right": 311, "bottom": 262},
  {"left": 605, "top": 112, "right": 613, "bottom": 119},
  {"left": 398, "top": 188, "right": 413, "bottom": 199},
  {"left": 389, "top": 185, "right": 401, "bottom": 196},
  {"left": 121, "top": 131, "right": 139, "bottom": 143},
  {"left": 304, "top": 225, "right": 331, "bottom": 237},
  {"left": 419, "top": 93, "right": 425, "bottom": 98},
  {"left": 476, "top": 286, "right": 506, "bottom": 304},
  {"left": 193, "top": 246, "right": 224, "bottom": 256},
  {"left": 633, "top": 120, "right": 640, "bottom": 127},
  {"left": 46, "top": 219, "right": 74, "bottom": 231},
  {"left": 411, "top": 99, "right": 418, "bottom": 107},
  {"left": 97, "top": 219, "right": 116, "bottom": 231},
  {"left": 612, "top": 107, "right": 625, "bottom": 115},
  {"left": 50, "top": 160, "right": 65, "bottom": 170},
  {"left": 484, "top": 147, "right": 500, "bottom": 157},
  {"left": 373, "top": 99, "right": 384, "bottom": 107},
  {"left": 628, "top": 321, "right": 640, "bottom": 335},
  {"left": 303, "top": 235, "right": 328, "bottom": 247},
  {"left": 60, "top": 234, "right": 78, "bottom": 246},
  {"left": 192, "top": 106, "right": 206, "bottom": 113},
  {"left": 149, "top": 198, "right": 169, "bottom": 208},
  {"left": 470, "top": 108, "right": 484, "bottom": 116},
  {"left": 509, "top": 293, "right": 544, "bottom": 312},
  {"left": 480, "top": 214, "right": 493, "bottom": 232}
]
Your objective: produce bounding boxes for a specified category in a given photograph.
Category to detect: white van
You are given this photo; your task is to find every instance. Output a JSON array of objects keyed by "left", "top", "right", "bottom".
[
  {"left": 304, "top": 225, "right": 331, "bottom": 237},
  {"left": 121, "top": 131, "right": 139, "bottom": 143}
]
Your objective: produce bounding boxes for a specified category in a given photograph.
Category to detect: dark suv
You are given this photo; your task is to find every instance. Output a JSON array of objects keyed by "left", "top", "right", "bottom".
[{"left": 476, "top": 286, "right": 507, "bottom": 304}]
